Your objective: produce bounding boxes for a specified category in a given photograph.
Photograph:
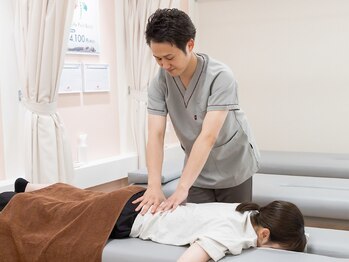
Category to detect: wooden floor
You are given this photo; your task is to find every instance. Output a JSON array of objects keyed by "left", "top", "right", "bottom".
[
  {"left": 89, "top": 179, "right": 349, "bottom": 231},
  {"left": 305, "top": 216, "right": 349, "bottom": 231}
]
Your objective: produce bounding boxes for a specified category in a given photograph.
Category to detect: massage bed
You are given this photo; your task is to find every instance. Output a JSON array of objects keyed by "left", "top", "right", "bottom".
[
  {"left": 121, "top": 150, "right": 349, "bottom": 261},
  {"left": 1, "top": 151, "right": 347, "bottom": 261},
  {"left": 103, "top": 238, "right": 349, "bottom": 262}
]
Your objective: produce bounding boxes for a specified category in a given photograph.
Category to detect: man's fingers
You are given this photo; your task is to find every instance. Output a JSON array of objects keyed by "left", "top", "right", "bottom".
[
  {"left": 132, "top": 195, "right": 144, "bottom": 204},
  {"left": 170, "top": 202, "right": 179, "bottom": 212},
  {"left": 133, "top": 188, "right": 167, "bottom": 214},
  {"left": 150, "top": 202, "right": 161, "bottom": 214},
  {"left": 135, "top": 199, "right": 148, "bottom": 212},
  {"left": 162, "top": 200, "right": 175, "bottom": 212},
  {"left": 155, "top": 201, "right": 166, "bottom": 212},
  {"left": 140, "top": 204, "right": 150, "bottom": 215},
  {"left": 141, "top": 202, "right": 160, "bottom": 215}
]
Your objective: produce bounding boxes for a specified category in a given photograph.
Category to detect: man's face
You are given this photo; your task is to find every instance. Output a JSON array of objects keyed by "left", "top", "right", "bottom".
[{"left": 150, "top": 41, "right": 192, "bottom": 77}]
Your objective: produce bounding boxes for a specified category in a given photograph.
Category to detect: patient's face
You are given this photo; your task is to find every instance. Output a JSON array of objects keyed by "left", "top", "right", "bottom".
[{"left": 150, "top": 41, "right": 192, "bottom": 77}]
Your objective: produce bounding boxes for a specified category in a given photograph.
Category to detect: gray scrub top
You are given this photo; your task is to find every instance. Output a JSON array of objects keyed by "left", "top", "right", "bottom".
[{"left": 147, "top": 53, "right": 260, "bottom": 189}]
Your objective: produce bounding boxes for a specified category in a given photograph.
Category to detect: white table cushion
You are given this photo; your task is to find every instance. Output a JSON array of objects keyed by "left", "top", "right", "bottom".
[
  {"left": 258, "top": 151, "right": 349, "bottom": 179},
  {"left": 128, "top": 169, "right": 180, "bottom": 184},
  {"left": 103, "top": 237, "right": 349, "bottom": 262},
  {"left": 253, "top": 173, "right": 349, "bottom": 220},
  {"left": 305, "top": 227, "right": 349, "bottom": 258}
]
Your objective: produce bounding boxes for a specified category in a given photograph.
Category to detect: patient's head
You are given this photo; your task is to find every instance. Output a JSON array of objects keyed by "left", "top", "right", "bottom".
[{"left": 236, "top": 201, "right": 307, "bottom": 252}]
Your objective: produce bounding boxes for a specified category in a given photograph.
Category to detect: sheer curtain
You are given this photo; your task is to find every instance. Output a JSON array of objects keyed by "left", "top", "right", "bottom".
[
  {"left": 115, "top": 0, "right": 180, "bottom": 169},
  {"left": 14, "top": 0, "right": 75, "bottom": 183}
]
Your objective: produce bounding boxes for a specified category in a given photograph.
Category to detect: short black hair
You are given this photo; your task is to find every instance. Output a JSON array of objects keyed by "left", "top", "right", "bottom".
[{"left": 145, "top": 8, "right": 196, "bottom": 54}]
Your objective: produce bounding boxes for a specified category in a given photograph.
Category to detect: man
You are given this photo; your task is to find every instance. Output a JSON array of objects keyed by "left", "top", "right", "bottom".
[{"left": 133, "top": 8, "right": 259, "bottom": 214}]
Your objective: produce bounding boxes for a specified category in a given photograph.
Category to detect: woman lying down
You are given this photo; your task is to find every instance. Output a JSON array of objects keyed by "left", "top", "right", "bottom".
[{"left": 0, "top": 178, "right": 307, "bottom": 262}]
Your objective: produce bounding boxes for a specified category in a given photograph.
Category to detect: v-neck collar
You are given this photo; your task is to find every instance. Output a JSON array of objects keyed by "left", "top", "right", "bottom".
[{"left": 173, "top": 54, "right": 205, "bottom": 108}]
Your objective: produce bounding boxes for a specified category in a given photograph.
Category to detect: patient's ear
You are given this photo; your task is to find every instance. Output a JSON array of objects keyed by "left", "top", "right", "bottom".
[{"left": 257, "top": 228, "right": 271, "bottom": 246}]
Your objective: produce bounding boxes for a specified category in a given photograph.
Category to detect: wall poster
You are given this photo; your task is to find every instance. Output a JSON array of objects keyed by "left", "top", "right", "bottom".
[{"left": 67, "top": 0, "right": 100, "bottom": 55}]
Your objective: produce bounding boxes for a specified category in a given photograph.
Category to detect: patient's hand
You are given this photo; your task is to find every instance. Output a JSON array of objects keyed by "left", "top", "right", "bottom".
[{"left": 133, "top": 186, "right": 166, "bottom": 215}]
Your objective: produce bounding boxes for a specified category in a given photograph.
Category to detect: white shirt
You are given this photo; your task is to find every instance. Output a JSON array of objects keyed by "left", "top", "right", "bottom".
[{"left": 130, "top": 203, "right": 257, "bottom": 261}]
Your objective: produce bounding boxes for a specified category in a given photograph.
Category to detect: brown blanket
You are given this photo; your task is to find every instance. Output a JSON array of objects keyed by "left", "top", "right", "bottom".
[{"left": 0, "top": 183, "right": 144, "bottom": 262}]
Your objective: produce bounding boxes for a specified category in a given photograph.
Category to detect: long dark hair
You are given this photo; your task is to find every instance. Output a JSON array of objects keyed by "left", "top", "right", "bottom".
[
  {"left": 145, "top": 8, "right": 196, "bottom": 54},
  {"left": 236, "top": 201, "right": 307, "bottom": 252}
]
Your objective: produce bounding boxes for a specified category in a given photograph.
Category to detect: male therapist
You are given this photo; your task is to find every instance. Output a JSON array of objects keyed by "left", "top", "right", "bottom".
[{"left": 134, "top": 8, "right": 260, "bottom": 214}]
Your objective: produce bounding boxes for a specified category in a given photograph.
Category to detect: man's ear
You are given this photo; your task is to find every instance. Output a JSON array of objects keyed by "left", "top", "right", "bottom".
[
  {"left": 187, "top": 39, "right": 195, "bottom": 52},
  {"left": 258, "top": 228, "right": 271, "bottom": 245}
]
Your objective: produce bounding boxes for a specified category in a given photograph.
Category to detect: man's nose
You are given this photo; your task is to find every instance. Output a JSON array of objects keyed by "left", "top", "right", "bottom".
[{"left": 161, "top": 60, "right": 170, "bottom": 69}]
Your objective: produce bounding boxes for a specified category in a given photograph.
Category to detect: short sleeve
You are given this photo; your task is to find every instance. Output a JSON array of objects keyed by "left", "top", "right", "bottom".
[
  {"left": 147, "top": 70, "right": 168, "bottom": 116},
  {"left": 195, "top": 237, "right": 227, "bottom": 262},
  {"left": 207, "top": 70, "right": 240, "bottom": 112}
]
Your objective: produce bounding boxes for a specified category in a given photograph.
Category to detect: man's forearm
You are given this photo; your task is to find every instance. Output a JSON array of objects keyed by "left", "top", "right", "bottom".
[
  {"left": 178, "top": 133, "right": 216, "bottom": 191},
  {"left": 178, "top": 110, "right": 228, "bottom": 191},
  {"left": 146, "top": 137, "right": 164, "bottom": 188}
]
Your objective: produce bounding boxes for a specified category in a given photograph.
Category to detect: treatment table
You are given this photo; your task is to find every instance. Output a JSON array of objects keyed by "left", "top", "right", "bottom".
[{"left": 104, "top": 150, "right": 349, "bottom": 261}]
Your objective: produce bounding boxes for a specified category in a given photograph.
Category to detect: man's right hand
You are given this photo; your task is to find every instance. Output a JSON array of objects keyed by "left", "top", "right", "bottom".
[{"left": 132, "top": 186, "right": 166, "bottom": 215}]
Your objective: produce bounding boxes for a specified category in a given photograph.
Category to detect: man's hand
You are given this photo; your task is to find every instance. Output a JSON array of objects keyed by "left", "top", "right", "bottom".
[
  {"left": 132, "top": 186, "right": 166, "bottom": 215},
  {"left": 157, "top": 185, "right": 188, "bottom": 212}
]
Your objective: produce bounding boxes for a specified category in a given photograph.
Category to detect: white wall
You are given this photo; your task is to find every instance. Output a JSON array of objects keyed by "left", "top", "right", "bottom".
[
  {"left": 58, "top": 0, "right": 181, "bottom": 163},
  {"left": 58, "top": 0, "right": 121, "bottom": 163},
  {"left": 194, "top": 0, "right": 349, "bottom": 153}
]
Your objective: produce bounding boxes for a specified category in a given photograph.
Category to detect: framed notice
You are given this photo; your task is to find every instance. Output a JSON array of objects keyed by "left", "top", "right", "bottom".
[
  {"left": 58, "top": 64, "right": 83, "bottom": 94},
  {"left": 83, "top": 64, "right": 110, "bottom": 92},
  {"left": 67, "top": 0, "right": 100, "bottom": 55}
]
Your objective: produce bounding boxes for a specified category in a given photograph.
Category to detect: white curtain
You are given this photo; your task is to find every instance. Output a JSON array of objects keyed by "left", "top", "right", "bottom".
[
  {"left": 14, "top": 0, "right": 75, "bottom": 183},
  {"left": 119, "top": 0, "right": 180, "bottom": 169}
]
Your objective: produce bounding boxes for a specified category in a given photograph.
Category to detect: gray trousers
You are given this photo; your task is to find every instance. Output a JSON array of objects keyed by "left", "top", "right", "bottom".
[{"left": 187, "top": 177, "right": 252, "bottom": 203}]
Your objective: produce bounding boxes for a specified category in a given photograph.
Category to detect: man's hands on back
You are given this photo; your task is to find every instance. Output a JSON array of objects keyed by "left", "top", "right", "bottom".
[
  {"left": 133, "top": 186, "right": 166, "bottom": 215},
  {"left": 156, "top": 185, "right": 188, "bottom": 212},
  {"left": 133, "top": 185, "right": 189, "bottom": 215}
]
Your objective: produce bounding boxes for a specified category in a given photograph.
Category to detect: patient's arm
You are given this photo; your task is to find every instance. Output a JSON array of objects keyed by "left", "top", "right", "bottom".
[{"left": 177, "top": 242, "right": 210, "bottom": 262}]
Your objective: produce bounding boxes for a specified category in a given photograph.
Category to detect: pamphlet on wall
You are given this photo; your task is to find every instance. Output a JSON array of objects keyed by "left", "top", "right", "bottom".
[{"left": 68, "top": 0, "right": 100, "bottom": 55}]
